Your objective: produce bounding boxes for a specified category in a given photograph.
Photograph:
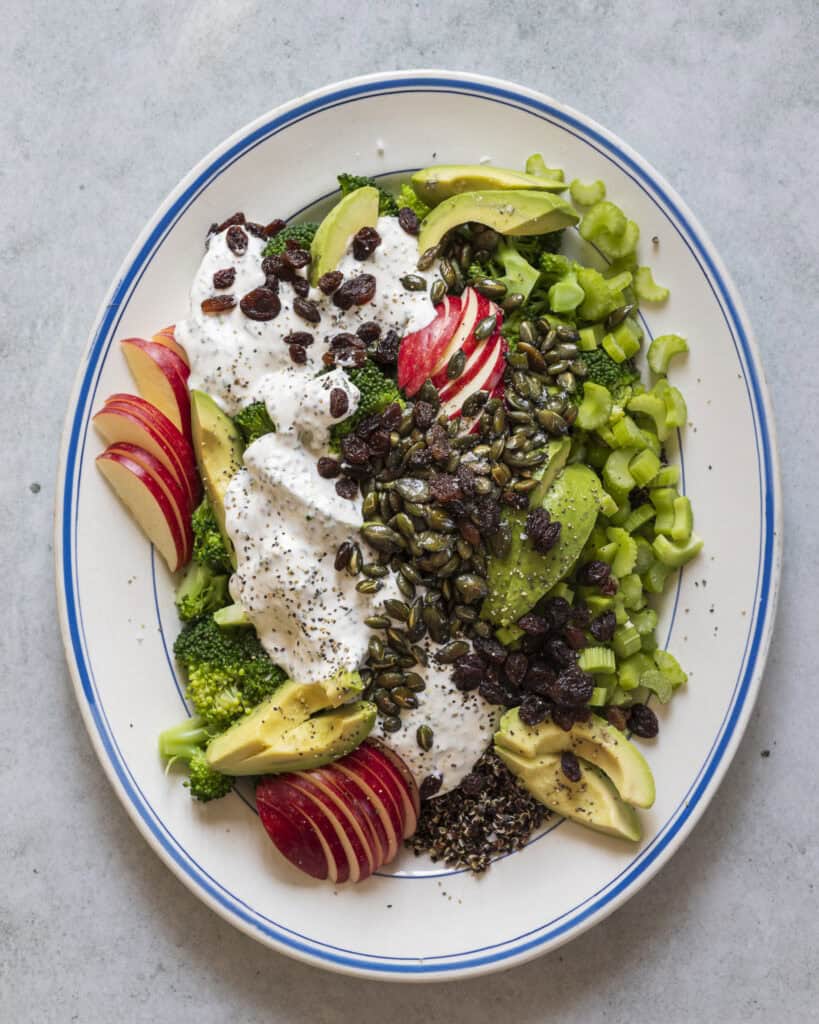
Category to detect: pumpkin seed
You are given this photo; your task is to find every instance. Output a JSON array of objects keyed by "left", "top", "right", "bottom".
[
  {"left": 437, "top": 553, "right": 461, "bottom": 577},
  {"left": 406, "top": 601, "right": 421, "bottom": 631},
  {"left": 570, "top": 359, "right": 587, "bottom": 376},
  {"left": 361, "top": 523, "right": 403, "bottom": 552},
  {"left": 368, "top": 636, "right": 384, "bottom": 660},
  {"left": 473, "top": 477, "right": 493, "bottom": 495},
  {"left": 536, "top": 409, "right": 569, "bottom": 434},
  {"left": 554, "top": 342, "right": 579, "bottom": 360},
  {"left": 356, "top": 578, "right": 383, "bottom": 594},
  {"left": 540, "top": 328, "right": 558, "bottom": 352},
  {"left": 453, "top": 604, "right": 478, "bottom": 622},
  {"left": 490, "top": 462, "right": 511, "bottom": 487},
  {"left": 401, "top": 274, "right": 427, "bottom": 291},
  {"left": 461, "top": 389, "right": 489, "bottom": 418},
  {"left": 384, "top": 598, "right": 410, "bottom": 622},
  {"left": 365, "top": 615, "right": 390, "bottom": 630},
  {"left": 422, "top": 604, "right": 447, "bottom": 643},
  {"left": 382, "top": 715, "right": 402, "bottom": 733},
  {"left": 376, "top": 671, "right": 405, "bottom": 689},
  {"left": 513, "top": 478, "right": 539, "bottom": 494},
  {"left": 459, "top": 244, "right": 473, "bottom": 271},
  {"left": 555, "top": 323, "right": 580, "bottom": 342},
  {"left": 399, "top": 407, "right": 415, "bottom": 436},
  {"left": 439, "top": 258, "right": 457, "bottom": 288},
  {"left": 426, "top": 509, "right": 456, "bottom": 532},
  {"left": 396, "top": 477, "right": 430, "bottom": 503},
  {"left": 474, "top": 278, "right": 507, "bottom": 299},
  {"left": 391, "top": 512, "right": 415, "bottom": 540},
  {"left": 430, "top": 278, "right": 447, "bottom": 304},
  {"left": 518, "top": 342, "right": 547, "bottom": 371},
  {"left": 400, "top": 563, "right": 423, "bottom": 585},
  {"left": 455, "top": 574, "right": 489, "bottom": 603},
  {"left": 417, "top": 244, "right": 441, "bottom": 271},
  {"left": 411, "top": 644, "right": 429, "bottom": 667},
  {"left": 392, "top": 687, "right": 418, "bottom": 710},
  {"left": 447, "top": 349, "right": 466, "bottom": 380},
  {"left": 334, "top": 541, "right": 353, "bottom": 571},
  {"left": 519, "top": 320, "right": 537, "bottom": 346},
  {"left": 437, "top": 640, "right": 470, "bottom": 663},
  {"left": 472, "top": 226, "right": 501, "bottom": 251},
  {"left": 547, "top": 359, "right": 570, "bottom": 375},
  {"left": 347, "top": 544, "right": 362, "bottom": 576},
  {"left": 386, "top": 627, "right": 411, "bottom": 654},
  {"left": 507, "top": 351, "right": 528, "bottom": 370},
  {"left": 416, "top": 724, "right": 434, "bottom": 751},
  {"left": 418, "top": 379, "right": 440, "bottom": 407},
  {"left": 492, "top": 405, "right": 507, "bottom": 434},
  {"left": 556, "top": 371, "right": 576, "bottom": 392},
  {"left": 488, "top": 521, "right": 512, "bottom": 558},
  {"left": 504, "top": 449, "right": 546, "bottom": 468},
  {"left": 604, "top": 304, "right": 634, "bottom": 331},
  {"left": 374, "top": 689, "right": 400, "bottom": 715},
  {"left": 563, "top": 404, "right": 579, "bottom": 426},
  {"left": 397, "top": 574, "right": 416, "bottom": 600},
  {"left": 362, "top": 491, "right": 379, "bottom": 518},
  {"left": 362, "top": 562, "right": 388, "bottom": 578},
  {"left": 474, "top": 313, "right": 498, "bottom": 341},
  {"left": 472, "top": 620, "right": 492, "bottom": 638}
]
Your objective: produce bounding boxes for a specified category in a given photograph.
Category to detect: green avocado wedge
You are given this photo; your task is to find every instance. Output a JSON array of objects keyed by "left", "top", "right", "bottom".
[
  {"left": 494, "top": 746, "right": 642, "bottom": 842},
  {"left": 417, "top": 189, "right": 579, "bottom": 253},
  {"left": 206, "top": 671, "right": 373, "bottom": 775},
  {"left": 190, "top": 390, "right": 243, "bottom": 569},
  {"left": 411, "top": 164, "right": 568, "bottom": 206},
  {"left": 495, "top": 708, "right": 656, "bottom": 809},
  {"left": 482, "top": 463, "right": 602, "bottom": 627},
  {"left": 310, "top": 186, "right": 379, "bottom": 284}
]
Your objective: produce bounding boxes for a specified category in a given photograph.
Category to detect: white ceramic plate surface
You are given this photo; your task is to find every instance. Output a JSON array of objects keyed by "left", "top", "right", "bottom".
[{"left": 55, "top": 70, "right": 781, "bottom": 981}]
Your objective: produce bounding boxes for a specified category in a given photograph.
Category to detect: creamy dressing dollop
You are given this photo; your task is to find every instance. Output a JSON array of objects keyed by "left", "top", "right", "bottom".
[{"left": 178, "top": 215, "right": 496, "bottom": 793}]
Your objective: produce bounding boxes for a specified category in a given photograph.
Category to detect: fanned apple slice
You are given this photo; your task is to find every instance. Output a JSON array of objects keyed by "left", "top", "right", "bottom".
[
  {"left": 256, "top": 784, "right": 332, "bottom": 881},
  {"left": 331, "top": 760, "right": 401, "bottom": 864},
  {"left": 352, "top": 742, "right": 420, "bottom": 837},
  {"left": 121, "top": 338, "right": 192, "bottom": 439},
  {"left": 310, "top": 765, "right": 390, "bottom": 870},
  {"left": 440, "top": 335, "right": 507, "bottom": 420},
  {"left": 288, "top": 773, "right": 371, "bottom": 882},
  {"left": 397, "top": 296, "right": 463, "bottom": 396},
  {"left": 429, "top": 288, "right": 486, "bottom": 387},
  {"left": 96, "top": 449, "right": 187, "bottom": 571},
  {"left": 294, "top": 770, "right": 379, "bottom": 878},
  {"left": 151, "top": 325, "right": 190, "bottom": 370}
]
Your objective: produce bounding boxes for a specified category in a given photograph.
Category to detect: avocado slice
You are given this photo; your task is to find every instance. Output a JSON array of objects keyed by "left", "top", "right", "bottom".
[
  {"left": 482, "top": 463, "right": 602, "bottom": 627},
  {"left": 206, "top": 670, "right": 373, "bottom": 775},
  {"left": 190, "top": 390, "right": 243, "bottom": 569},
  {"left": 309, "top": 185, "right": 380, "bottom": 284},
  {"left": 494, "top": 746, "right": 642, "bottom": 842},
  {"left": 411, "top": 164, "right": 567, "bottom": 206},
  {"left": 529, "top": 437, "right": 571, "bottom": 507},
  {"left": 417, "top": 190, "right": 579, "bottom": 253},
  {"left": 495, "top": 708, "right": 655, "bottom": 809}
]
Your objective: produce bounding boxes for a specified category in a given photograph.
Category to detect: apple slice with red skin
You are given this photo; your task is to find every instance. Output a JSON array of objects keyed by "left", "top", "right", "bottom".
[
  {"left": 151, "top": 325, "right": 190, "bottom": 371},
  {"left": 288, "top": 772, "right": 373, "bottom": 882},
  {"left": 437, "top": 323, "right": 501, "bottom": 405},
  {"left": 397, "top": 295, "right": 463, "bottom": 397},
  {"left": 440, "top": 335, "right": 508, "bottom": 421},
  {"left": 314, "top": 762, "right": 397, "bottom": 866},
  {"left": 95, "top": 449, "right": 188, "bottom": 571},
  {"left": 120, "top": 338, "right": 192, "bottom": 439},
  {"left": 305, "top": 766, "right": 389, "bottom": 873},
  {"left": 105, "top": 443, "right": 193, "bottom": 558},
  {"left": 331, "top": 758, "right": 404, "bottom": 862},
  {"left": 429, "top": 288, "right": 487, "bottom": 388},
  {"left": 256, "top": 784, "right": 333, "bottom": 882},
  {"left": 257, "top": 775, "right": 349, "bottom": 884},
  {"left": 351, "top": 742, "right": 420, "bottom": 837},
  {"left": 97, "top": 394, "right": 200, "bottom": 507}
]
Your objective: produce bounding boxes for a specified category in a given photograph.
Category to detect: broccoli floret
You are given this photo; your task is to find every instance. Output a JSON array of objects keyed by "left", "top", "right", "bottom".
[
  {"left": 262, "top": 222, "right": 319, "bottom": 257},
  {"left": 191, "top": 498, "right": 232, "bottom": 573},
  {"left": 396, "top": 183, "right": 430, "bottom": 220},
  {"left": 513, "top": 231, "right": 564, "bottom": 263},
  {"left": 233, "top": 401, "right": 275, "bottom": 448},
  {"left": 175, "top": 563, "right": 230, "bottom": 622},
  {"left": 329, "top": 360, "right": 403, "bottom": 450},
  {"left": 539, "top": 252, "right": 575, "bottom": 282},
  {"left": 158, "top": 715, "right": 233, "bottom": 802},
  {"left": 337, "top": 173, "right": 399, "bottom": 216},
  {"left": 173, "top": 616, "right": 286, "bottom": 730},
  {"left": 582, "top": 348, "right": 640, "bottom": 398}
]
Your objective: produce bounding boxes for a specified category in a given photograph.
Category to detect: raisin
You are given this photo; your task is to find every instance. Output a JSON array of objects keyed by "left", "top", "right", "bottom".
[
  {"left": 526, "top": 509, "right": 562, "bottom": 553},
  {"left": 523, "top": 660, "right": 556, "bottom": 697},
  {"left": 331, "top": 332, "right": 361, "bottom": 351},
  {"left": 317, "top": 457, "right": 341, "bottom": 479},
  {"left": 519, "top": 695, "right": 551, "bottom": 726},
  {"left": 458, "top": 519, "right": 481, "bottom": 547},
  {"left": 471, "top": 497, "right": 501, "bottom": 535},
  {"left": 355, "top": 413, "right": 384, "bottom": 439},
  {"left": 367, "top": 429, "right": 391, "bottom": 458},
  {"left": 577, "top": 560, "right": 611, "bottom": 587},
  {"left": 333, "top": 273, "right": 376, "bottom": 309},
  {"left": 560, "top": 751, "right": 582, "bottom": 783},
  {"left": 542, "top": 597, "right": 571, "bottom": 632},
  {"left": 600, "top": 575, "right": 619, "bottom": 596},
  {"left": 371, "top": 328, "right": 400, "bottom": 366},
  {"left": 340, "top": 347, "right": 367, "bottom": 368},
  {"left": 244, "top": 221, "right": 267, "bottom": 239},
  {"left": 473, "top": 635, "right": 507, "bottom": 666},
  {"left": 341, "top": 435, "right": 370, "bottom": 465},
  {"left": 239, "top": 287, "right": 281, "bottom": 321},
  {"left": 629, "top": 486, "right": 650, "bottom": 508},
  {"left": 549, "top": 665, "right": 594, "bottom": 706},
  {"left": 546, "top": 637, "right": 576, "bottom": 668},
  {"left": 552, "top": 706, "right": 578, "bottom": 731},
  {"left": 217, "top": 212, "right": 245, "bottom": 231},
  {"left": 629, "top": 703, "right": 659, "bottom": 739},
  {"left": 225, "top": 224, "right": 248, "bottom": 255},
  {"left": 212, "top": 267, "right": 235, "bottom": 289},
  {"left": 356, "top": 321, "right": 381, "bottom": 343},
  {"left": 517, "top": 612, "right": 549, "bottom": 636},
  {"left": 503, "top": 652, "right": 529, "bottom": 687},
  {"left": 413, "top": 401, "right": 436, "bottom": 429},
  {"left": 452, "top": 653, "right": 485, "bottom": 691},
  {"left": 329, "top": 388, "right": 349, "bottom": 419},
  {"left": 590, "top": 610, "right": 616, "bottom": 643},
  {"left": 429, "top": 474, "right": 462, "bottom": 504},
  {"left": 406, "top": 446, "right": 431, "bottom": 469},
  {"left": 479, "top": 677, "right": 518, "bottom": 707},
  {"left": 605, "top": 706, "right": 630, "bottom": 731},
  {"left": 570, "top": 604, "right": 592, "bottom": 629},
  {"left": 380, "top": 403, "right": 402, "bottom": 430},
  {"left": 420, "top": 773, "right": 443, "bottom": 801},
  {"left": 293, "top": 296, "right": 321, "bottom": 323},
  {"left": 398, "top": 207, "right": 420, "bottom": 235},
  {"left": 283, "top": 331, "right": 314, "bottom": 347},
  {"left": 262, "top": 253, "right": 294, "bottom": 282},
  {"left": 335, "top": 477, "right": 358, "bottom": 500},
  {"left": 263, "top": 218, "right": 286, "bottom": 238},
  {"left": 283, "top": 247, "right": 311, "bottom": 270},
  {"left": 352, "top": 226, "right": 382, "bottom": 260},
  {"left": 263, "top": 273, "right": 280, "bottom": 293},
  {"left": 201, "top": 295, "right": 236, "bottom": 315},
  {"left": 502, "top": 490, "right": 530, "bottom": 510},
  {"left": 318, "top": 271, "right": 343, "bottom": 295},
  {"left": 291, "top": 276, "right": 310, "bottom": 298},
  {"left": 460, "top": 772, "right": 483, "bottom": 798},
  {"left": 564, "top": 625, "right": 588, "bottom": 650},
  {"left": 427, "top": 423, "right": 450, "bottom": 462},
  {"left": 288, "top": 344, "right": 307, "bottom": 364},
  {"left": 456, "top": 463, "right": 476, "bottom": 498}
]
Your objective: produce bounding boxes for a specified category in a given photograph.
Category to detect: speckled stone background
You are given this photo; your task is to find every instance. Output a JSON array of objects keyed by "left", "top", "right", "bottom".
[{"left": 3, "top": 1, "right": 818, "bottom": 1020}]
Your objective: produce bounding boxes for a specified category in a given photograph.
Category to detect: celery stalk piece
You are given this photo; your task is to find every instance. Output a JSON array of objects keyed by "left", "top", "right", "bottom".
[
  {"left": 634, "top": 537, "right": 655, "bottom": 574},
  {"left": 606, "top": 527, "right": 638, "bottom": 578},
  {"left": 632, "top": 608, "right": 659, "bottom": 636},
  {"left": 578, "top": 324, "right": 603, "bottom": 351},
  {"left": 622, "top": 504, "right": 657, "bottom": 535},
  {"left": 548, "top": 273, "right": 585, "bottom": 313},
  {"left": 634, "top": 266, "right": 670, "bottom": 303},
  {"left": 671, "top": 496, "right": 694, "bottom": 543},
  {"left": 653, "top": 533, "right": 703, "bottom": 568},
  {"left": 579, "top": 201, "right": 627, "bottom": 241},
  {"left": 654, "top": 649, "right": 688, "bottom": 687},
  {"left": 603, "top": 447, "right": 639, "bottom": 502},
  {"left": 640, "top": 670, "right": 673, "bottom": 703},
  {"left": 577, "top": 381, "right": 613, "bottom": 431},
  {"left": 525, "top": 153, "right": 564, "bottom": 180},
  {"left": 619, "top": 573, "right": 645, "bottom": 611},
  {"left": 588, "top": 686, "right": 610, "bottom": 706},
  {"left": 650, "top": 465, "right": 680, "bottom": 488},
  {"left": 628, "top": 391, "right": 671, "bottom": 441},
  {"left": 642, "top": 558, "right": 673, "bottom": 594},
  {"left": 570, "top": 178, "right": 606, "bottom": 206},
  {"left": 650, "top": 487, "right": 678, "bottom": 534},
  {"left": 579, "top": 646, "right": 617, "bottom": 675},
  {"left": 647, "top": 333, "right": 688, "bottom": 375},
  {"left": 629, "top": 449, "right": 662, "bottom": 486}
]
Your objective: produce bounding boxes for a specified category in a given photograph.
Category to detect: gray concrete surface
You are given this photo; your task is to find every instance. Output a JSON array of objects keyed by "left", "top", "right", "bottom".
[{"left": 2, "top": 1, "right": 818, "bottom": 1020}]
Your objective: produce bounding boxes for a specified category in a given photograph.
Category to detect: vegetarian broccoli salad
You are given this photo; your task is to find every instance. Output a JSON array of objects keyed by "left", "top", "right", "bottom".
[{"left": 95, "top": 159, "right": 700, "bottom": 882}]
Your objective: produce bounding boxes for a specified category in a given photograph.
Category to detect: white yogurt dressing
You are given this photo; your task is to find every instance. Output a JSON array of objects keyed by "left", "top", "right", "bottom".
[{"left": 178, "top": 215, "right": 496, "bottom": 793}]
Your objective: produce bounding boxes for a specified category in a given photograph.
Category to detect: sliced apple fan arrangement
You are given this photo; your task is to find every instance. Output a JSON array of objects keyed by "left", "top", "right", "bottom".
[{"left": 95, "top": 159, "right": 701, "bottom": 882}]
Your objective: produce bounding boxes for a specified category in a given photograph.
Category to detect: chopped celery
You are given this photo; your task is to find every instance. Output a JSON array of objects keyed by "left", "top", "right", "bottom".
[
  {"left": 602, "top": 447, "right": 638, "bottom": 502},
  {"left": 548, "top": 273, "right": 584, "bottom": 312},
  {"left": 634, "top": 536, "right": 655, "bottom": 574},
  {"left": 622, "top": 504, "right": 656, "bottom": 535},
  {"left": 650, "top": 487, "right": 677, "bottom": 534},
  {"left": 547, "top": 581, "right": 575, "bottom": 604},
  {"left": 611, "top": 415, "right": 645, "bottom": 449},
  {"left": 576, "top": 267, "right": 624, "bottom": 321},
  {"left": 608, "top": 685, "right": 631, "bottom": 707},
  {"left": 595, "top": 540, "right": 619, "bottom": 565},
  {"left": 642, "top": 558, "right": 673, "bottom": 594},
  {"left": 671, "top": 495, "right": 693, "bottom": 542},
  {"left": 640, "top": 669, "right": 673, "bottom": 703},
  {"left": 607, "top": 500, "right": 632, "bottom": 527},
  {"left": 496, "top": 624, "right": 524, "bottom": 647},
  {"left": 576, "top": 381, "right": 613, "bottom": 430},
  {"left": 606, "top": 270, "right": 634, "bottom": 295},
  {"left": 632, "top": 608, "right": 658, "bottom": 636},
  {"left": 599, "top": 490, "right": 619, "bottom": 517},
  {"left": 628, "top": 391, "right": 670, "bottom": 441},
  {"left": 654, "top": 649, "right": 688, "bottom": 687},
  {"left": 618, "top": 652, "right": 654, "bottom": 690},
  {"left": 578, "top": 646, "right": 617, "bottom": 674},
  {"left": 578, "top": 324, "right": 603, "bottom": 351},
  {"left": 650, "top": 465, "right": 680, "bottom": 488},
  {"left": 619, "top": 573, "right": 644, "bottom": 610},
  {"left": 606, "top": 527, "right": 638, "bottom": 578},
  {"left": 634, "top": 266, "right": 670, "bottom": 303},
  {"left": 570, "top": 178, "right": 606, "bottom": 206},
  {"left": 647, "top": 333, "right": 688, "bottom": 375},
  {"left": 588, "top": 686, "right": 609, "bottom": 706},
  {"left": 602, "top": 332, "right": 627, "bottom": 363},
  {"left": 629, "top": 449, "right": 662, "bottom": 486},
  {"left": 585, "top": 593, "right": 616, "bottom": 614},
  {"left": 613, "top": 599, "right": 630, "bottom": 625},
  {"left": 652, "top": 533, "right": 703, "bottom": 568},
  {"left": 611, "top": 319, "right": 642, "bottom": 357},
  {"left": 596, "top": 219, "right": 639, "bottom": 260},
  {"left": 640, "top": 631, "right": 659, "bottom": 653},
  {"left": 525, "top": 153, "right": 564, "bottom": 180},
  {"left": 579, "top": 201, "right": 627, "bottom": 241}
]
